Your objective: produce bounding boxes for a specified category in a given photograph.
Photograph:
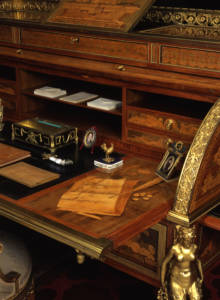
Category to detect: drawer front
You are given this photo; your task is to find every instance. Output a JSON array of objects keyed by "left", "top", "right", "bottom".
[
  {"left": 105, "top": 223, "right": 168, "bottom": 281},
  {"left": 127, "top": 110, "right": 200, "bottom": 139},
  {"left": 0, "top": 26, "right": 13, "bottom": 43},
  {"left": 0, "top": 26, "right": 20, "bottom": 44},
  {"left": 21, "top": 29, "right": 148, "bottom": 62},
  {"left": 161, "top": 45, "right": 220, "bottom": 73},
  {"left": 127, "top": 129, "right": 171, "bottom": 151}
]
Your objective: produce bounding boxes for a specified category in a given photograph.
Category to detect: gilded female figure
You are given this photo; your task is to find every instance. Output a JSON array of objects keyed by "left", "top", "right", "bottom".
[{"left": 159, "top": 225, "right": 203, "bottom": 300}]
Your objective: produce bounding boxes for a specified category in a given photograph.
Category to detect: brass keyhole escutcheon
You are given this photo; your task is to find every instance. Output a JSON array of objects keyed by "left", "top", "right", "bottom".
[
  {"left": 16, "top": 49, "right": 23, "bottom": 54},
  {"left": 165, "top": 138, "right": 173, "bottom": 148},
  {"left": 165, "top": 119, "right": 175, "bottom": 130},
  {"left": 70, "top": 37, "right": 79, "bottom": 44},
  {"left": 117, "top": 65, "right": 126, "bottom": 71}
]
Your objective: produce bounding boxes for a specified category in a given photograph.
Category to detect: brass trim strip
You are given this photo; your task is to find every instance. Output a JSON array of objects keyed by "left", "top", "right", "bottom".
[
  {"left": 0, "top": 199, "right": 112, "bottom": 260},
  {"left": 145, "top": 6, "right": 220, "bottom": 28},
  {"left": 167, "top": 195, "right": 220, "bottom": 227}
]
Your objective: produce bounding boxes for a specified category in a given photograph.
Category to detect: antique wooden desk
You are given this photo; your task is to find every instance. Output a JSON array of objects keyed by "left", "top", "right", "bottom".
[{"left": 0, "top": 0, "right": 219, "bottom": 288}]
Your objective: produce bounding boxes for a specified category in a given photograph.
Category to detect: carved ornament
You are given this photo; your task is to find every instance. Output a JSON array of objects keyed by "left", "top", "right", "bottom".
[
  {"left": 0, "top": 0, "right": 59, "bottom": 12},
  {"left": 167, "top": 99, "right": 220, "bottom": 224},
  {"left": 144, "top": 6, "right": 220, "bottom": 28}
]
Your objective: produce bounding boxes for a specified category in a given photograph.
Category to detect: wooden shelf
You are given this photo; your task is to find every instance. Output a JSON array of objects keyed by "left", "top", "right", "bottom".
[
  {"left": 23, "top": 89, "right": 122, "bottom": 116},
  {"left": 0, "top": 79, "right": 16, "bottom": 95}
]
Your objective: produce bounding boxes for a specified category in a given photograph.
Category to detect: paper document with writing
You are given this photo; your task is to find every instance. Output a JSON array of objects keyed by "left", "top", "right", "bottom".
[{"left": 57, "top": 175, "right": 137, "bottom": 216}]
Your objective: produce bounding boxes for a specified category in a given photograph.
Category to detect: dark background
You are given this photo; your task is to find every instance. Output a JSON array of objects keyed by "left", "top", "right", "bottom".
[{"left": 154, "top": 0, "right": 219, "bottom": 9}]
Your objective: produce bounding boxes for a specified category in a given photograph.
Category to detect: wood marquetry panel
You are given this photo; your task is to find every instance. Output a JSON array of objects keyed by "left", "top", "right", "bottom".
[
  {"left": 127, "top": 109, "right": 200, "bottom": 140},
  {"left": 160, "top": 45, "right": 220, "bottom": 72},
  {"left": 21, "top": 157, "right": 176, "bottom": 245},
  {"left": 0, "top": 25, "right": 13, "bottom": 43},
  {"left": 127, "top": 129, "right": 170, "bottom": 151},
  {"left": 48, "top": 0, "right": 155, "bottom": 32},
  {"left": 108, "top": 223, "right": 167, "bottom": 280},
  {"left": 0, "top": 26, "right": 20, "bottom": 44},
  {"left": 21, "top": 29, "right": 148, "bottom": 62}
]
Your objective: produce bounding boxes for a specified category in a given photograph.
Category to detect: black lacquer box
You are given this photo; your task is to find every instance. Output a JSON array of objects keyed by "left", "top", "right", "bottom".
[{"left": 12, "top": 117, "right": 78, "bottom": 153}]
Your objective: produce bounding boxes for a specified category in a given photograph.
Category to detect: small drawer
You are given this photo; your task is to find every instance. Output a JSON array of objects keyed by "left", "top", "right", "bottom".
[
  {"left": 0, "top": 26, "right": 20, "bottom": 44},
  {"left": 0, "top": 26, "right": 13, "bottom": 43},
  {"left": 127, "top": 109, "right": 200, "bottom": 139},
  {"left": 105, "top": 223, "right": 168, "bottom": 281},
  {"left": 21, "top": 29, "right": 148, "bottom": 62},
  {"left": 127, "top": 129, "right": 171, "bottom": 151}
]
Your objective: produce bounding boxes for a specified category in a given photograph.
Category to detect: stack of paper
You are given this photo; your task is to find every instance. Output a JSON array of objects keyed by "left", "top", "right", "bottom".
[
  {"left": 34, "top": 86, "right": 67, "bottom": 98},
  {"left": 87, "top": 97, "right": 122, "bottom": 110},
  {"left": 59, "top": 91, "right": 98, "bottom": 103},
  {"left": 94, "top": 159, "right": 123, "bottom": 170}
]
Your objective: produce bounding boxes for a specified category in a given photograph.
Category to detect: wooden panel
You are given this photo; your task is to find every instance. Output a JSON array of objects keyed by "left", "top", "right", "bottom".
[
  {"left": 201, "top": 215, "right": 220, "bottom": 231},
  {"left": 2, "top": 45, "right": 220, "bottom": 100},
  {"left": 0, "top": 81, "right": 16, "bottom": 96},
  {"left": 0, "top": 143, "right": 30, "bottom": 167},
  {"left": 160, "top": 45, "right": 220, "bottom": 73},
  {"left": 21, "top": 29, "right": 148, "bottom": 62},
  {"left": 48, "top": 0, "right": 155, "bottom": 32},
  {"left": 0, "top": 26, "right": 20, "bottom": 44},
  {"left": 127, "top": 129, "right": 172, "bottom": 151},
  {"left": 106, "top": 223, "right": 167, "bottom": 281},
  {"left": 0, "top": 162, "right": 60, "bottom": 187},
  {"left": 127, "top": 109, "right": 200, "bottom": 140},
  {"left": 0, "top": 25, "right": 13, "bottom": 43},
  {"left": 15, "top": 157, "right": 176, "bottom": 246},
  {"left": 199, "top": 226, "right": 220, "bottom": 268}
]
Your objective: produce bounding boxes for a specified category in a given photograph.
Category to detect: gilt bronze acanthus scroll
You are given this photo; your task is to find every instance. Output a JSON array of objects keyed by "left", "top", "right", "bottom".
[{"left": 144, "top": 6, "right": 220, "bottom": 28}]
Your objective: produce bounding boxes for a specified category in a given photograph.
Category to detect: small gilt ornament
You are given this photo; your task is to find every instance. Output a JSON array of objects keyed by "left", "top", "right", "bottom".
[{"left": 101, "top": 142, "right": 115, "bottom": 163}]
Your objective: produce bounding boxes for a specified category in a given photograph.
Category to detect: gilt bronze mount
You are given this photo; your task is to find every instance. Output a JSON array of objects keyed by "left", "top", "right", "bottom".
[{"left": 158, "top": 225, "right": 203, "bottom": 300}]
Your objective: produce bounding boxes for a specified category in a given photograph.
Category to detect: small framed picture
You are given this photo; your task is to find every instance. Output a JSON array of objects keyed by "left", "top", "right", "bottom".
[
  {"left": 156, "top": 141, "right": 187, "bottom": 181},
  {"left": 80, "top": 127, "right": 97, "bottom": 153}
]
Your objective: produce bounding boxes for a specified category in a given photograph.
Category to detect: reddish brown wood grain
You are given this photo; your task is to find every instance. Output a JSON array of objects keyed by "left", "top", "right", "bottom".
[
  {"left": 0, "top": 157, "right": 176, "bottom": 244},
  {"left": 201, "top": 215, "right": 220, "bottom": 231}
]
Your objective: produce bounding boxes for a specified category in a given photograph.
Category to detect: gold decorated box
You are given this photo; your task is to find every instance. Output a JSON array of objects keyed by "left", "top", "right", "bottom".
[{"left": 12, "top": 118, "right": 78, "bottom": 153}]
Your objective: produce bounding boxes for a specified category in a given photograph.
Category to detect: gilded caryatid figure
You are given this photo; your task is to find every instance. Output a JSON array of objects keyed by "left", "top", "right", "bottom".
[{"left": 158, "top": 225, "right": 203, "bottom": 300}]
